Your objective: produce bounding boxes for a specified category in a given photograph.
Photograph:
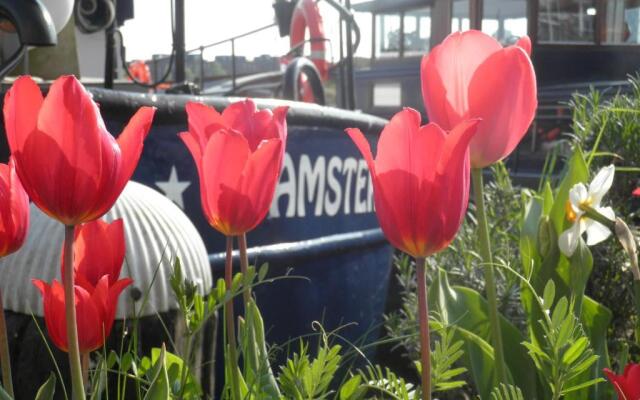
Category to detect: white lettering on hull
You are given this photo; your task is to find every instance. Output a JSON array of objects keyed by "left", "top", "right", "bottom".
[{"left": 269, "top": 153, "right": 374, "bottom": 219}]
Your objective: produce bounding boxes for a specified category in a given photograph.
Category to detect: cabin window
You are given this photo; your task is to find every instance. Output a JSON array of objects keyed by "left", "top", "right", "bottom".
[
  {"left": 483, "top": 0, "right": 527, "bottom": 45},
  {"left": 372, "top": 82, "right": 402, "bottom": 107},
  {"left": 375, "top": 13, "right": 401, "bottom": 56},
  {"left": 604, "top": 0, "right": 640, "bottom": 44},
  {"left": 452, "top": 0, "right": 471, "bottom": 32},
  {"left": 403, "top": 8, "right": 431, "bottom": 55},
  {"left": 538, "top": 0, "right": 597, "bottom": 43}
]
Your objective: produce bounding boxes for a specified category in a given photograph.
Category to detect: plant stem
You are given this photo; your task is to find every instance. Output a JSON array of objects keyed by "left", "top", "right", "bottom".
[
  {"left": 224, "top": 236, "right": 241, "bottom": 400},
  {"left": 81, "top": 352, "right": 89, "bottom": 389},
  {"left": 634, "top": 280, "right": 640, "bottom": 345},
  {"left": 63, "top": 225, "right": 86, "bottom": 400},
  {"left": 416, "top": 258, "right": 431, "bottom": 400},
  {"left": 471, "top": 168, "right": 507, "bottom": 384},
  {"left": 238, "top": 234, "right": 251, "bottom": 306},
  {"left": 0, "top": 288, "right": 13, "bottom": 397}
]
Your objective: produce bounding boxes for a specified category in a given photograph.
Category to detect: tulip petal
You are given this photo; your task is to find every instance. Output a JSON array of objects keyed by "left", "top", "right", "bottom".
[
  {"left": 201, "top": 129, "right": 250, "bottom": 234},
  {"left": 346, "top": 127, "right": 408, "bottom": 254},
  {"left": 467, "top": 45, "right": 537, "bottom": 167},
  {"left": 73, "top": 219, "right": 125, "bottom": 287},
  {"left": 37, "top": 76, "right": 106, "bottom": 197},
  {"left": 421, "top": 30, "right": 502, "bottom": 131},
  {"left": 111, "top": 106, "right": 155, "bottom": 200},
  {"left": 426, "top": 120, "right": 479, "bottom": 248},
  {"left": 375, "top": 108, "right": 423, "bottom": 175},
  {"left": 185, "top": 102, "right": 224, "bottom": 149},
  {"left": 232, "top": 139, "right": 283, "bottom": 233},
  {"left": 515, "top": 36, "right": 532, "bottom": 56},
  {"left": 604, "top": 368, "right": 628, "bottom": 400},
  {"left": 345, "top": 128, "right": 376, "bottom": 176},
  {"left": 588, "top": 165, "right": 615, "bottom": 206},
  {"left": 3, "top": 75, "right": 43, "bottom": 154}
]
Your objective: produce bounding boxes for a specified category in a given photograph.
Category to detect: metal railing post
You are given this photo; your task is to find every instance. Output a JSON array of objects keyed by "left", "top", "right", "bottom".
[
  {"left": 231, "top": 39, "right": 237, "bottom": 92},
  {"left": 199, "top": 46, "right": 205, "bottom": 88}
]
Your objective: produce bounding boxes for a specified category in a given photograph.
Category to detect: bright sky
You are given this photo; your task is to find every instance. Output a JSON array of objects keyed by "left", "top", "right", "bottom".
[{"left": 119, "top": 0, "right": 371, "bottom": 61}]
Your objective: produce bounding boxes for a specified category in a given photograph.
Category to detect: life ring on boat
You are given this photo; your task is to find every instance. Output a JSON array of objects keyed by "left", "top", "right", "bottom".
[
  {"left": 289, "top": 0, "right": 328, "bottom": 81},
  {"left": 282, "top": 57, "right": 325, "bottom": 105}
]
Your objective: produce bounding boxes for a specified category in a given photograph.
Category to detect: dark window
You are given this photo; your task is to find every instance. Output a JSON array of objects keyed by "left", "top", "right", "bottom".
[{"left": 538, "top": 0, "right": 597, "bottom": 43}]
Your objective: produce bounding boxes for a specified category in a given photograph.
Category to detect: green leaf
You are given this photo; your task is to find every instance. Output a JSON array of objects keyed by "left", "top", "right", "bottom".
[
  {"left": 562, "top": 337, "right": 589, "bottom": 365},
  {"left": 144, "top": 345, "right": 170, "bottom": 400},
  {"left": 34, "top": 373, "right": 56, "bottom": 400},
  {"left": 429, "top": 269, "right": 537, "bottom": 399},
  {"left": 339, "top": 376, "right": 363, "bottom": 400},
  {"left": 542, "top": 280, "right": 556, "bottom": 310},
  {"left": 0, "top": 385, "right": 12, "bottom": 400}
]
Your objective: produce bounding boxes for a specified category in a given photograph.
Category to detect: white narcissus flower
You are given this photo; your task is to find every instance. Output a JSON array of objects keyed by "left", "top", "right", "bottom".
[{"left": 558, "top": 165, "right": 616, "bottom": 257}]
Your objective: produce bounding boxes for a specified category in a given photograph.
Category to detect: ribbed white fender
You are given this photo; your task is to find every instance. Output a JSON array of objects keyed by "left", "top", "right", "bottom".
[{"left": 0, "top": 181, "right": 212, "bottom": 318}]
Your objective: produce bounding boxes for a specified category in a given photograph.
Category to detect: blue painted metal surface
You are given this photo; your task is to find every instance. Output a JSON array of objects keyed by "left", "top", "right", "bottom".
[{"left": 87, "top": 89, "right": 394, "bottom": 360}]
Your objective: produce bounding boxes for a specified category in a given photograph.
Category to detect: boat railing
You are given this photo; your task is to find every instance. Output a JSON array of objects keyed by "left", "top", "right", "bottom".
[{"left": 139, "top": 0, "right": 361, "bottom": 100}]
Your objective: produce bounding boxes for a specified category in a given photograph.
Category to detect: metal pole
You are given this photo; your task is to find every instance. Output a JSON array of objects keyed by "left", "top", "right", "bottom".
[
  {"left": 231, "top": 39, "right": 237, "bottom": 93},
  {"left": 199, "top": 46, "right": 205, "bottom": 88},
  {"left": 104, "top": 21, "right": 116, "bottom": 89},
  {"left": 174, "top": 0, "right": 186, "bottom": 83},
  {"left": 344, "top": 0, "right": 355, "bottom": 110},
  {"left": 338, "top": 0, "right": 346, "bottom": 108}
]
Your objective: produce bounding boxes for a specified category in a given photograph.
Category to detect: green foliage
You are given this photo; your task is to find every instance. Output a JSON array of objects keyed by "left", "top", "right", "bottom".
[
  {"left": 34, "top": 373, "right": 56, "bottom": 400},
  {"left": 489, "top": 384, "right": 524, "bottom": 400},
  {"left": 569, "top": 77, "right": 640, "bottom": 361},
  {"left": 142, "top": 345, "right": 170, "bottom": 400},
  {"left": 351, "top": 365, "right": 415, "bottom": 400},
  {"left": 428, "top": 327, "right": 467, "bottom": 392},
  {"left": 521, "top": 281, "right": 602, "bottom": 399},
  {"left": 277, "top": 341, "right": 342, "bottom": 400}
]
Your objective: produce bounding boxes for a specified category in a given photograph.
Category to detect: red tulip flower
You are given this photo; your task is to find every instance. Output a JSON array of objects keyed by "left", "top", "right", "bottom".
[
  {"left": 0, "top": 158, "right": 29, "bottom": 257},
  {"left": 605, "top": 364, "right": 640, "bottom": 400},
  {"left": 61, "top": 219, "right": 125, "bottom": 288},
  {"left": 346, "top": 108, "right": 479, "bottom": 258},
  {"left": 421, "top": 30, "right": 537, "bottom": 168},
  {"left": 180, "top": 99, "right": 288, "bottom": 236},
  {"left": 633, "top": 188, "right": 640, "bottom": 197},
  {"left": 32, "top": 275, "right": 132, "bottom": 353},
  {"left": 3, "top": 75, "right": 155, "bottom": 225}
]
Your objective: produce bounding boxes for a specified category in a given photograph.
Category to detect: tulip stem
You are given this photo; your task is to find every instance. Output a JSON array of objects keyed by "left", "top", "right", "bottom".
[
  {"left": 81, "top": 353, "right": 89, "bottom": 389},
  {"left": 471, "top": 168, "right": 508, "bottom": 384},
  {"left": 224, "top": 236, "right": 241, "bottom": 400},
  {"left": 0, "top": 289, "right": 13, "bottom": 397},
  {"left": 63, "top": 225, "right": 86, "bottom": 400},
  {"left": 416, "top": 258, "right": 431, "bottom": 400},
  {"left": 238, "top": 234, "right": 251, "bottom": 306}
]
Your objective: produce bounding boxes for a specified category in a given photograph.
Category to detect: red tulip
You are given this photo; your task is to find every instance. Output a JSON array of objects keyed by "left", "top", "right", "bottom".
[
  {"left": 61, "top": 219, "right": 125, "bottom": 288},
  {"left": 3, "top": 75, "right": 155, "bottom": 225},
  {"left": 0, "top": 158, "right": 29, "bottom": 257},
  {"left": 180, "top": 99, "right": 288, "bottom": 235},
  {"left": 605, "top": 364, "right": 640, "bottom": 400},
  {"left": 346, "top": 108, "right": 479, "bottom": 258},
  {"left": 32, "top": 275, "right": 132, "bottom": 353},
  {"left": 633, "top": 188, "right": 640, "bottom": 197},
  {"left": 421, "top": 30, "right": 537, "bottom": 168}
]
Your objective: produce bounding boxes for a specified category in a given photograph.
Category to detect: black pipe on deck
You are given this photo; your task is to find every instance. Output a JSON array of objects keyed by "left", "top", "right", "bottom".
[{"left": 174, "top": 0, "right": 186, "bottom": 83}]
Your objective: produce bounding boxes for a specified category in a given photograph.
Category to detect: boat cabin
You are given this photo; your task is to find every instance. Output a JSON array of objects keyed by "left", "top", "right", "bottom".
[{"left": 351, "top": 0, "right": 640, "bottom": 118}]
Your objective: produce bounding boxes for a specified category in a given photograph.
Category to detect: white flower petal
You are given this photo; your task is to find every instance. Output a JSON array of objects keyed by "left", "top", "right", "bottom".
[
  {"left": 558, "top": 221, "right": 583, "bottom": 257},
  {"left": 585, "top": 219, "right": 612, "bottom": 245},
  {"left": 588, "top": 165, "right": 615, "bottom": 206},
  {"left": 595, "top": 206, "right": 616, "bottom": 221},
  {"left": 569, "top": 183, "right": 589, "bottom": 208}
]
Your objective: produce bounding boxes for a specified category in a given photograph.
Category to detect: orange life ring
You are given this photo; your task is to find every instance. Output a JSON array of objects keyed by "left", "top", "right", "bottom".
[
  {"left": 289, "top": 0, "right": 328, "bottom": 81},
  {"left": 128, "top": 60, "right": 151, "bottom": 84}
]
